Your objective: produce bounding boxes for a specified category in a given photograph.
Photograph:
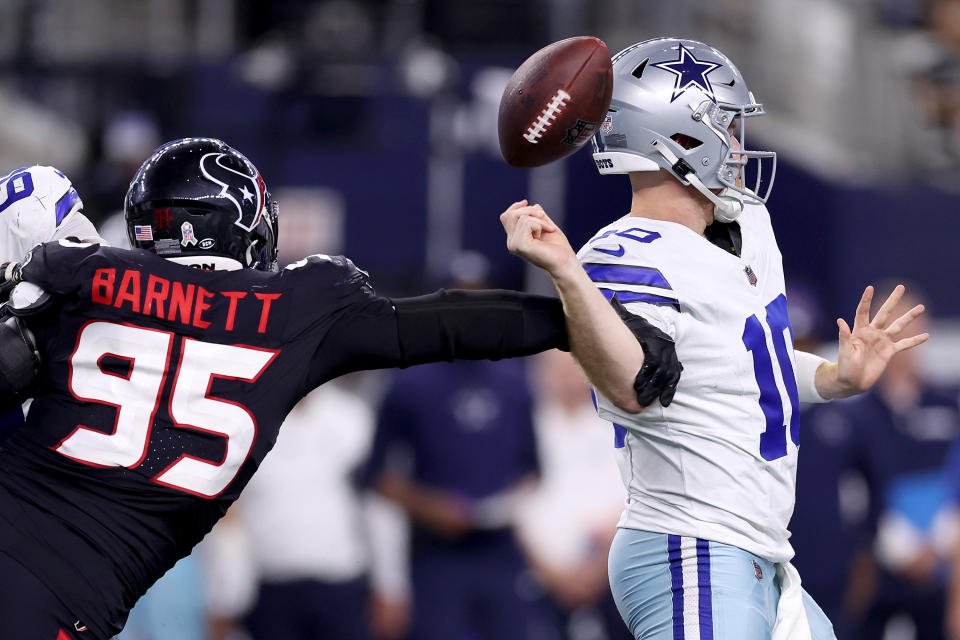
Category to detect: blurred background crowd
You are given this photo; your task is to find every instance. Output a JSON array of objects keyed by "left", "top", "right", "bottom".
[{"left": 3, "top": 0, "right": 960, "bottom": 638}]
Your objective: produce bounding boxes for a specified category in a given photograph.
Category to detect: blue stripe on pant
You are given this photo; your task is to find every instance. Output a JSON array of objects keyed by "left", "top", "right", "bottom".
[
  {"left": 666, "top": 534, "right": 713, "bottom": 640},
  {"left": 667, "top": 535, "right": 683, "bottom": 639},
  {"left": 609, "top": 528, "right": 836, "bottom": 640},
  {"left": 697, "top": 539, "right": 713, "bottom": 640}
]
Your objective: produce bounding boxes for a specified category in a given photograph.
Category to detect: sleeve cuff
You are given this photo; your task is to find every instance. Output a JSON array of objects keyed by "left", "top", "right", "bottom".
[{"left": 795, "top": 350, "right": 830, "bottom": 403}]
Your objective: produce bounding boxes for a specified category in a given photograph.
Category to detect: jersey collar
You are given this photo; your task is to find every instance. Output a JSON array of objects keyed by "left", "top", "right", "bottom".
[{"left": 166, "top": 256, "right": 244, "bottom": 271}]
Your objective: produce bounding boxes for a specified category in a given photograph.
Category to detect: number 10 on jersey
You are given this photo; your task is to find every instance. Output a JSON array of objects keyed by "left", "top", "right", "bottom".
[{"left": 742, "top": 294, "right": 800, "bottom": 461}]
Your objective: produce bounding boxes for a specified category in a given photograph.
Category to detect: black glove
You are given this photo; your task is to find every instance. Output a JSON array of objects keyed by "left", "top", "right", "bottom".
[
  {"left": 0, "top": 312, "right": 40, "bottom": 402},
  {"left": 611, "top": 295, "right": 683, "bottom": 407},
  {"left": 0, "top": 262, "right": 16, "bottom": 303}
]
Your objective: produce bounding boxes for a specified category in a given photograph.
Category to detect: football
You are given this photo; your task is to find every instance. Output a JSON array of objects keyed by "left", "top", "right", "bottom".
[{"left": 498, "top": 36, "right": 613, "bottom": 168}]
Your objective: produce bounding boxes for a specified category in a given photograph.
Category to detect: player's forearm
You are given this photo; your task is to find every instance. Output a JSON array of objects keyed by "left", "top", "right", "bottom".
[
  {"left": 549, "top": 258, "right": 646, "bottom": 413},
  {"left": 392, "top": 289, "right": 569, "bottom": 366},
  {"left": 317, "top": 290, "right": 568, "bottom": 384}
]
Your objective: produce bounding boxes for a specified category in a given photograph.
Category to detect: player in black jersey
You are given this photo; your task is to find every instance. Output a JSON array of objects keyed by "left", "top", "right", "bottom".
[{"left": 0, "top": 138, "right": 679, "bottom": 639}]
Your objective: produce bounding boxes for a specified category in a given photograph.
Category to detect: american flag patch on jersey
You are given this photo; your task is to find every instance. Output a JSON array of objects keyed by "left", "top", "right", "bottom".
[{"left": 134, "top": 225, "right": 153, "bottom": 241}]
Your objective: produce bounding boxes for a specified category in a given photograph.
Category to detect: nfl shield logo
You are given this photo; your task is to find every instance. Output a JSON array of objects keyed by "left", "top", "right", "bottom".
[
  {"left": 601, "top": 114, "right": 614, "bottom": 134},
  {"left": 744, "top": 265, "right": 758, "bottom": 287},
  {"left": 180, "top": 221, "right": 198, "bottom": 247},
  {"left": 753, "top": 560, "right": 763, "bottom": 581}
]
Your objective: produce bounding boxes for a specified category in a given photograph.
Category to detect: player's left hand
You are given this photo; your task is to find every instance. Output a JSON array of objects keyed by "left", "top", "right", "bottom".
[{"left": 822, "top": 284, "right": 929, "bottom": 399}]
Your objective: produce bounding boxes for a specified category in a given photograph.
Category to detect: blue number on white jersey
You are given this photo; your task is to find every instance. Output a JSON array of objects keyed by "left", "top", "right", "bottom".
[
  {"left": 0, "top": 168, "right": 35, "bottom": 214},
  {"left": 742, "top": 294, "right": 800, "bottom": 460}
]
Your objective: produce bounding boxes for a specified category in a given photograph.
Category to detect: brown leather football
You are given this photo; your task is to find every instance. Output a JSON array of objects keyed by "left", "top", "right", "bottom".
[{"left": 498, "top": 36, "right": 613, "bottom": 168}]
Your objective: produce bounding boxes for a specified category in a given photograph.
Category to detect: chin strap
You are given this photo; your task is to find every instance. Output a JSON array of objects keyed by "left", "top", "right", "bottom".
[{"left": 651, "top": 140, "right": 743, "bottom": 223}]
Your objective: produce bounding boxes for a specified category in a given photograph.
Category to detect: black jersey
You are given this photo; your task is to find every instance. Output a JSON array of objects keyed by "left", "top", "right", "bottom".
[{"left": 0, "top": 241, "right": 567, "bottom": 638}]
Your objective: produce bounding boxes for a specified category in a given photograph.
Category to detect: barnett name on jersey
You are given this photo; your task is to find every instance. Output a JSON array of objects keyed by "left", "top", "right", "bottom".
[
  {"left": 0, "top": 240, "right": 566, "bottom": 638},
  {"left": 577, "top": 203, "right": 802, "bottom": 563}
]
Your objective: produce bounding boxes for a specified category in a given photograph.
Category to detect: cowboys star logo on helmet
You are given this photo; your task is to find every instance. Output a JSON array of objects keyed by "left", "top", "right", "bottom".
[
  {"left": 591, "top": 38, "right": 777, "bottom": 222},
  {"left": 199, "top": 152, "right": 266, "bottom": 232},
  {"left": 651, "top": 42, "right": 722, "bottom": 103}
]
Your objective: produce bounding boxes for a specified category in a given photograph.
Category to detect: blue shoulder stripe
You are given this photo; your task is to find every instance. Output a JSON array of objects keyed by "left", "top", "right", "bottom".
[
  {"left": 598, "top": 288, "right": 681, "bottom": 312},
  {"left": 583, "top": 263, "right": 671, "bottom": 289},
  {"left": 54, "top": 187, "right": 80, "bottom": 226}
]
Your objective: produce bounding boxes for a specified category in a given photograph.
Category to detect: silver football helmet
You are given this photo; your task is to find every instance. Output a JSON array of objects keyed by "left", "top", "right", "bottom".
[{"left": 592, "top": 38, "right": 776, "bottom": 222}]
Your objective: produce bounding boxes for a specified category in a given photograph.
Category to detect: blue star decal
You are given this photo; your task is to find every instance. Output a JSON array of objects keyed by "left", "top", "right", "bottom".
[{"left": 652, "top": 43, "right": 722, "bottom": 103}]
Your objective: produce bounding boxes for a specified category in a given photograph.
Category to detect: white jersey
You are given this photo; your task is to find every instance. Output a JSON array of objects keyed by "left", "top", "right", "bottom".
[
  {"left": 0, "top": 165, "right": 103, "bottom": 263},
  {"left": 577, "top": 203, "right": 801, "bottom": 562}
]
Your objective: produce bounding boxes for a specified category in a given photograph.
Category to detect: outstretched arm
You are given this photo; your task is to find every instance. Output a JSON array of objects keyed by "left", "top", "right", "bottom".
[
  {"left": 500, "top": 200, "right": 648, "bottom": 413},
  {"left": 813, "top": 284, "right": 929, "bottom": 400},
  {"left": 313, "top": 286, "right": 569, "bottom": 386}
]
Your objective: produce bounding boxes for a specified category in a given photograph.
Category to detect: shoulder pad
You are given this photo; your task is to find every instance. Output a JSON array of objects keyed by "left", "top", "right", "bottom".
[
  {"left": 283, "top": 254, "right": 371, "bottom": 286},
  {"left": 15, "top": 239, "right": 103, "bottom": 295}
]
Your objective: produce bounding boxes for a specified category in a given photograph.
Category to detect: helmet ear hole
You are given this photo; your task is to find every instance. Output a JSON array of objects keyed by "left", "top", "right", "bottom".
[{"left": 671, "top": 134, "right": 703, "bottom": 150}]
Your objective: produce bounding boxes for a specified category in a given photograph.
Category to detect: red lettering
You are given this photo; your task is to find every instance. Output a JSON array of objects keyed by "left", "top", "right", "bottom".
[
  {"left": 143, "top": 275, "right": 170, "bottom": 319},
  {"left": 91, "top": 268, "right": 115, "bottom": 305},
  {"left": 168, "top": 282, "right": 195, "bottom": 324},
  {"left": 221, "top": 291, "right": 247, "bottom": 331},
  {"left": 113, "top": 270, "right": 142, "bottom": 313},
  {"left": 153, "top": 207, "right": 172, "bottom": 230},
  {"left": 192, "top": 287, "right": 215, "bottom": 329},
  {"left": 254, "top": 293, "right": 281, "bottom": 333}
]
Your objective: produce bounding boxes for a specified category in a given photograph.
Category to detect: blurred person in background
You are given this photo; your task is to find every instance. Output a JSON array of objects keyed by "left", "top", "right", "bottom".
[
  {"left": 789, "top": 284, "right": 863, "bottom": 640},
  {"left": 916, "top": 0, "right": 960, "bottom": 168},
  {"left": 83, "top": 112, "right": 162, "bottom": 225},
  {"left": 365, "top": 251, "right": 548, "bottom": 640},
  {"left": 201, "top": 378, "right": 407, "bottom": 640},
  {"left": 515, "top": 349, "right": 631, "bottom": 640},
  {"left": 114, "top": 557, "right": 207, "bottom": 640},
  {"left": 808, "top": 283, "right": 956, "bottom": 640},
  {"left": 934, "top": 401, "right": 960, "bottom": 639}
]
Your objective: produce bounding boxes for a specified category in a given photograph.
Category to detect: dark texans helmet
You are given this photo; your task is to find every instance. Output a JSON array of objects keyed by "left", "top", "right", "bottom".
[{"left": 125, "top": 138, "right": 279, "bottom": 271}]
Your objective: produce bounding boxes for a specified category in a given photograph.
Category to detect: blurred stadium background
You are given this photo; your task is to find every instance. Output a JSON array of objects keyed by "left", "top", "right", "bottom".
[{"left": 6, "top": 0, "right": 960, "bottom": 639}]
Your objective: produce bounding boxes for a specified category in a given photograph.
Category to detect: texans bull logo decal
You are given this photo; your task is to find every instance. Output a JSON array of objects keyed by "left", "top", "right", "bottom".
[{"left": 199, "top": 152, "right": 266, "bottom": 232}]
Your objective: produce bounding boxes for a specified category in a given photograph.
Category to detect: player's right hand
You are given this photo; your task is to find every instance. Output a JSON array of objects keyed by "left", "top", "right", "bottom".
[{"left": 500, "top": 200, "right": 578, "bottom": 277}]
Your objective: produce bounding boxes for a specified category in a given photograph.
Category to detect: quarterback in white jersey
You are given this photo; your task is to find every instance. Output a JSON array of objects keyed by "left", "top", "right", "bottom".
[
  {"left": 0, "top": 165, "right": 103, "bottom": 264},
  {"left": 501, "top": 38, "right": 928, "bottom": 640},
  {"left": 577, "top": 201, "right": 804, "bottom": 563}
]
